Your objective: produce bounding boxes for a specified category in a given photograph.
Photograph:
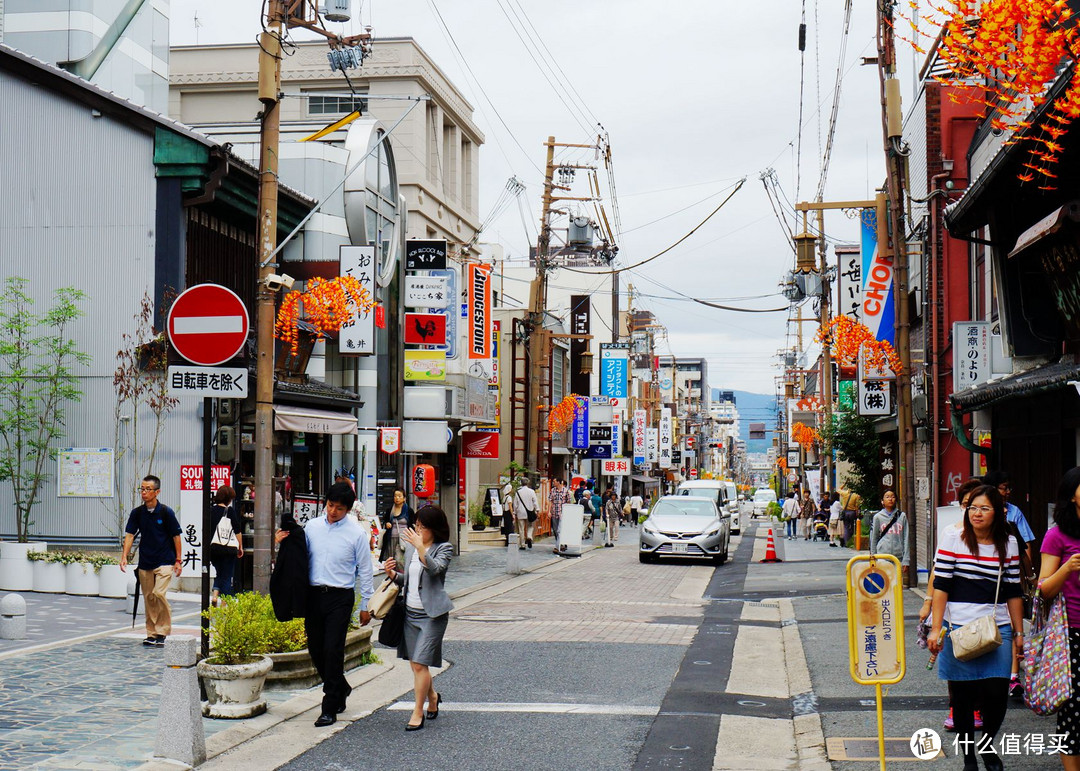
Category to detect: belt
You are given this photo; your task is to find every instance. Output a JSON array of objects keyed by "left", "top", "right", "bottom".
[{"left": 311, "top": 584, "right": 352, "bottom": 593}]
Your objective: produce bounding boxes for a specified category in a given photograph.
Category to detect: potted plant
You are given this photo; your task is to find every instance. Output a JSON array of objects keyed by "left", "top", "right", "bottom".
[
  {"left": 198, "top": 592, "right": 274, "bottom": 718},
  {"left": 469, "top": 500, "right": 488, "bottom": 531},
  {"left": 28, "top": 550, "right": 66, "bottom": 593},
  {"left": 0, "top": 539, "right": 47, "bottom": 591},
  {"left": 88, "top": 554, "right": 126, "bottom": 598},
  {"left": 62, "top": 552, "right": 100, "bottom": 596}
]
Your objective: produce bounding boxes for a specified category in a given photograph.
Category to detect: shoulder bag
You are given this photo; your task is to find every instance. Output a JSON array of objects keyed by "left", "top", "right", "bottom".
[
  {"left": 369, "top": 577, "right": 400, "bottom": 619},
  {"left": 1023, "top": 586, "right": 1072, "bottom": 715},
  {"left": 517, "top": 491, "right": 537, "bottom": 523},
  {"left": 949, "top": 559, "right": 1004, "bottom": 662},
  {"left": 377, "top": 592, "right": 406, "bottom": 647},
  {"left": 209, "top": 509, "right": 238, "bottom": 561}
]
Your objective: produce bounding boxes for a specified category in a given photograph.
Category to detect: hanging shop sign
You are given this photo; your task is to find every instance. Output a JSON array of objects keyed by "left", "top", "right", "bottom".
[
  {"left": 860, "top": 206, "right": 895, "bottom": 347},
  {"left": 177, "top": 465, "right": 231, "bottom": 579},
  {"left": 602, "top": 459, "right": 631, "bottom": 475},
  {"left": 404, "top": 313, "right": 448, "bottom": 346},
  {"left": 646, "top": 428, "right": 659, "bottom": 464},
  {"left": 952, "top": 321, "right": 991, "bottom": 389},
  {"left": 461, "top": 430, "right": 500, "bottom": 459},
  {"left": 633, "top": 409, "right": 647, "bottom": 467},
  {"left": 836, "top": 245, "right": 863, "bottom": 323},
  {"left": 569, "top": 295, "right": 591, "bottom": 396},
  {"left": 404, "top": 276, "right": 448, "bottom": 308},
  {"left": 379, "top": 427, "right": 401, "bottom": 455},
  {"left": 467, "top": 263, "right": 493, "bottom": 360},
  {"left": 340, "top": 245, "right": 377, "bottom": 354},
  {"left": 658, "top": 408, "right": 673, "bottom": 469},
  {"left": 571, "top": 396, "right": 589, "bottom": 450},
  {"left": 600, "top": 344, "right": 629, "bottom": 399},
  {"left": 405, "top": 239, "right": 447, "bottom": 271},
  {"left": 404, "top": 351, "right": 447, "bottom": 381},
  {"left": 412, "top": 463, "right": 436, "bottom": 498}
]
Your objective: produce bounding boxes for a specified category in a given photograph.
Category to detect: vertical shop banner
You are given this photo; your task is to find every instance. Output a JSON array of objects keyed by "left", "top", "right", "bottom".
[
  {"left": 857, "top": 351, "right": 893, "bottom": 416},
  {"left": 633, "top": 409, "right": 647, "bottom": 466},
  {"left": 467, "top": 263, "right": 493, "bottom": 360},
  {"left": 836, "top": 247, "right": 863, "bottom": 323},
  {"left": 340, "top": 245, "right": 377, "bottom": 354},
  {"left": 405, "top": 239, "right": 447, "bottom": 270},
  {"left": 569, "top": 295, "right": 591, "bottom": 395},
  {"left": 879, "top": 440, "right": 898, "bottom": 494},
  {"left": 478, "top": 320, "right": 501, "bottom": 432},
  {"left": 571, "top": 396, "right": 589, "bottom": 450},
  {"left": 178, "top": 465, "right": 231, "bottom": 579},
  {"left": 658, "top": 408, "right": 673, "bottom": 468},
  {"left": 860, "top": 207, "right": 895, "bottom": 346},
  {"left": 952, "top": 321, "right": 991, "bottom": 388},
  {"left": 428, "top": 268, "right": 458, "bottom": 359},
  {"left": 646, "top": 428, "right": 659, "bottom": 464},
  {"left": 599, "top": 344, "right": 629, "bottom": 399}
]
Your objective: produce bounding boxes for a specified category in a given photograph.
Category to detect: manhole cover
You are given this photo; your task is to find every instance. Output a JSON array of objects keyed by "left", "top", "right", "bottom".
[{"left": 456, "top": 614, "right": 528, "bottom": 623}]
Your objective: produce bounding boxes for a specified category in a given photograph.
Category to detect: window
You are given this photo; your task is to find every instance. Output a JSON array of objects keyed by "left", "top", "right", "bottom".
[{"left": 308, "top": 94, "right": 367, "bottom": 116}]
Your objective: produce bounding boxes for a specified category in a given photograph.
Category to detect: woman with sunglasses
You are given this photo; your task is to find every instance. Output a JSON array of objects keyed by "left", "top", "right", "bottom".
[
  {"left": 383, "top": 505, "right": 453, "bottom": 731},
  {"left": 928, "top": 485, "right": 1023, "bottom": 771}
]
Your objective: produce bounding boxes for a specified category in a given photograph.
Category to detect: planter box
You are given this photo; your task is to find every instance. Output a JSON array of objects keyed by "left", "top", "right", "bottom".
[
  {"left": 0, "top": 541, "right": 46, "bottom": 591},
  {"left": 97, "top": 564, "right": 127, "bottom": 598},
  {"left": 32, "top": 561, "right": 66, "bottom": 593},
  {"left": 265, "top": 627, "right": 373, "bottom": 690},
  {"left": 198, "top": 654, "right": 273, "bottom": 719},
  {"left": 65, "top": 562, "right": 100, "bottom": 596}
]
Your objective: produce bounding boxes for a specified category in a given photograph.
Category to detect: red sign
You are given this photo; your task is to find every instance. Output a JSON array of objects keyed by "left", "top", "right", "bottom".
[
  {"left": 467, "top": 263, "right": 493, "bottom": 359},
  {"left": 404, "top": 313, "right": 447, "bottom": 346},
  {"left": 179, "top": 465, "right": 232, "bottom": 492},
  {"left": 167, "top": 284, "right": 249, "bottom": 366},
  {"left": 460, "top": 430, "right": 500, "bottom": 458},
  {"left": 689, "top": 468, "right": 698, "bottom": 478},
  {"left": 413, "top": 463, "right": 436, "bottom": 498}
]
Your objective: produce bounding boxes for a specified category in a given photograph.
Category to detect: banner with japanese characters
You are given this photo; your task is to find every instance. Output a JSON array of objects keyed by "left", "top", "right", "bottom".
[
  {"left": 857, "top": 350, "right": 893, "bottom": 416},
  {"left": 633, "top": 409, "right": 647, "bottom": 466},
  {"left": 952, "top": 321, "right": 991, "bottom": 389},
  {"left": 658, "top": 408, "right": 673, "bottom": 468},
  {"left": 340, "top": 245, "right": 376, "bottom": 354},
  {"left": 467, "top": 263, "right": 493, "bottom": 359},
  {"left": 178, "top": 465, "right": 232, "bottom": 579},
  {"left": 599, "top": 344, "right": 629, "bottom": 399}
]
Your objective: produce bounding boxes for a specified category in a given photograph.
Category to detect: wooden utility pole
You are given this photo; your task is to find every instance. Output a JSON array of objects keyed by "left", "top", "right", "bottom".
[
  {"left": 878, "top": 2, "right": 917, "bottom": 586},
  {"left": 252, "top": 3, "right": 284, "bottom": 594}
]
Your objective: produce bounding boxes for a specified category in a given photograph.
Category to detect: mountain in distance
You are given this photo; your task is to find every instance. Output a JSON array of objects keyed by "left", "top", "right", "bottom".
[{"left": 713, "top": 388, "right": 777, "bottom": 454}]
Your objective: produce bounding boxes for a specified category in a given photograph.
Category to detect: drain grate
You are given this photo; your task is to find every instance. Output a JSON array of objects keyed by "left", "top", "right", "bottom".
[
  {"left": 825, "top": 737, "right": 941, "bottom": 761},
  {"left": 744, "top": 601, "right": 780, "bottom": 608}
]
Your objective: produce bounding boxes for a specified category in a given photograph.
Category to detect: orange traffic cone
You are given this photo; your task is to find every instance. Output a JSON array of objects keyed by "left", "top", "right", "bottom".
[{"left": 760, "top": 528, "right": 783, "bottom": 563}]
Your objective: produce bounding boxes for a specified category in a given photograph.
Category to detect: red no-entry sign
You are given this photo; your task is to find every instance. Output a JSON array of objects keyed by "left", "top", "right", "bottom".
[{"left": 167, "top": 284, "right": 250, "bottom": 366}]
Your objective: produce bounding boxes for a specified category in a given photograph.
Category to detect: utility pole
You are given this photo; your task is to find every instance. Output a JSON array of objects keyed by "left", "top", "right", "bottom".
[
  {"left": 252, "top": 1, "right": 284, "bottom": 594},
  {"left": 878, "top": 2, "right": 917, "bottom": 586}
]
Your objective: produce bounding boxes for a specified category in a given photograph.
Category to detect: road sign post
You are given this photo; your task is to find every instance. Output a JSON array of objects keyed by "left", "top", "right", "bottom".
[{"left": 846, "top": 554, "right": 905, "bottom": 771}]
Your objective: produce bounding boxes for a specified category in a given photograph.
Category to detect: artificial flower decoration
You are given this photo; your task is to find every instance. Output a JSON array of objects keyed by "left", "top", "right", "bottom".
[
  {"left": 791, "top": 421, "right": 820, "bottom": 451},
  {"left": 547, "top": 394, "right": 583, "bottom": 434},
  {"left": 275, "top": 275, "right": 375, "bottom": 355},
  {"left": 776, "top": 456, "right": 788, "bottom": 470},
  {"left": 816, "top": 315, "right": 902, "bottom": 376}
]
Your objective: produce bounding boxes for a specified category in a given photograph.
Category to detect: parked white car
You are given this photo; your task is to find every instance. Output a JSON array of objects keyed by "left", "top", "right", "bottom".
[{"left": 752, "top": 488, "right": 777, "bottom": 518}]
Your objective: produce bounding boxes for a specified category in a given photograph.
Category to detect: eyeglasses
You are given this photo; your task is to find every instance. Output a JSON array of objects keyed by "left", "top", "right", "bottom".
[
  {"left": 139, "top": 486, "right": 158, "bottom": 492},
  {"left": 967, "top": 505, "right": 994, "bottom": 514}
]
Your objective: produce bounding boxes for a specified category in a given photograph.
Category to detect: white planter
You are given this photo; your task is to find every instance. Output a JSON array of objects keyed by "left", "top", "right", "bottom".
[
  {"left": 32, "top": 561, "right": 67, "bottom": 593},
  {"left": 65, "top": 562, "right": 100, "bottom": 596},
  {"left": 0, "top": 541, "right": 44, "bottom": 591},
  {"left": 97, "top": 564, "right": 127, "bottom": 598},
  {"left": 198, "top": 655, "right": 273, "bottom": 719}
]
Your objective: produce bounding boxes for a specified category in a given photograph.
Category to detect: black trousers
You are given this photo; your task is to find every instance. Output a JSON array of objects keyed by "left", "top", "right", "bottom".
[
  {"left": 948, "top": 678, "right": 1009, "bottom": 762},
  {"left": 305, "top": 586, "right": 355, "bottom": 713}
]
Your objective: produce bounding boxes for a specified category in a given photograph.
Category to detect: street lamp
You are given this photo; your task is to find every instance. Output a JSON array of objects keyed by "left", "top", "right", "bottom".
[{"left": 579, "top": 348, "right": 594, "bottom": 375}]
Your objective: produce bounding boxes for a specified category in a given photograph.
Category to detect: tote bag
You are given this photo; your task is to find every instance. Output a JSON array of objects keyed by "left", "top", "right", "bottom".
[
  {"left": 1023, "top": 591, "right": 1072, "bottom": 715},
  {"left": 369, "top": 578, "right": 400, "bottom": 620},
  {"left": 377, "top": 594, "right": 405, "bottom": 648}
]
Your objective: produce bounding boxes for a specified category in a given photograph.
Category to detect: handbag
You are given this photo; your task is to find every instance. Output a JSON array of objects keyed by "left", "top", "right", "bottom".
[
  {"left": 950, "top": 560, "right": 1004, "bottom": 662},
  {"left": 1023, "top": 588, "right": 1072, "bottom": 715},
  {"left": 369, "top": 577, "right": 400, "bottom": 619},
  {"left": 517, "top": 491, "right": 537, "bottom": 523},
  {"left": 377, "top": 594, "right": 405, "bottom": 647}
]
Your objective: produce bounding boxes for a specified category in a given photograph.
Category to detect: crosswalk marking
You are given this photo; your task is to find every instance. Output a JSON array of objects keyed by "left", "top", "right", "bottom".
[{"left": 386, "top": 701, "right": 660, "bottom": 716}]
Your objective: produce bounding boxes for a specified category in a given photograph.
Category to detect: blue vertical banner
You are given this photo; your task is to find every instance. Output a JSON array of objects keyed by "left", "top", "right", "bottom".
[
  {"left": 571, "top": 396, "right": 589, "bottom": 450},
  {"left": 428, "top": 268, "right": 458, "bottom": 358},
  {"left": 859, "top": 207, "right": 895, "bottom": 346},
  {"left": 600, "top": 343, "right": 629, "bottom": 399}
]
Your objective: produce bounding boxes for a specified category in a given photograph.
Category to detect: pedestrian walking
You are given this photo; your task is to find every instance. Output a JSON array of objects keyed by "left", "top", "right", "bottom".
[
  {"left": 839, "top": 487, "right": 862, "bottom": 546},
  {"left": 548, "top": 478, "right": 570, "bottom": 551},
  {"left": 208, "top": 484, "right": 243, "bottom": 606},
  {"left": 591, "top": 485, "right": 605, "bottom": 543},
  {"left": 869, "top": 490, "right": 909, "bottom": 570},
  {"left": 630, "top": 492, "right": 645, "bottom": 526},
  {"left": 800, "top": 489, "right": 815, "bottom": 540},
  {"left": 827, "top": 492, "right": 843, "bottom": 547},
  {"left": 928, "top": 485, "right": 1023, "bottom": 771},
  {"left": 379, "top": 486, "right": 414, "bottom": 566},
  {"left": 513, "top": 477, "right": 539, "bottom": 549},
  {"left": 275, "top": 482, "right": 374, "bottom": 727},
  {"left": 604, "top": 490, "right": 621, "bottom": 547},
  {"left": 581, "top": 483, "right": 595, "bottom": 539},
  {"left": 383, "top": 505, "right": 454, "bottom": 732},
  {"left": 781, "top": 492, "right": 798, "bottom": 540},
  {"left": 1036, "top": 466, "right": 1080, "bottom": 766},
  {"left": 119, "top": 475, "right": 182, "bottom": 648}
]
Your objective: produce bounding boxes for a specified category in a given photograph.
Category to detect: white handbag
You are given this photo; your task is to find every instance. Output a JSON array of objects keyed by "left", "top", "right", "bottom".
[{"left": 950, "top": 560, "right": 1004, "bottom": 662}]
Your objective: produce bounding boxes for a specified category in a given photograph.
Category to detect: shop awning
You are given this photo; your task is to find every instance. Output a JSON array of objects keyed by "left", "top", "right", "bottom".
[
  {"left": 1008, "top": 202, "right": 1080, "bottom": 259},
  {"left": 950, "top": 360, "right": 1080, "bottom": 414},
  {"left": 274, "top": 405, "right": 358, "bottom": 435},
  {"left": 631, "top": 474, "right": 660, "bottom": 485}
]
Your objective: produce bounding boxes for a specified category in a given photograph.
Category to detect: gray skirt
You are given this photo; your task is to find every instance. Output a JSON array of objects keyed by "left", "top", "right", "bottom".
[{"left": 398, "top": 605, "right": 449, "bottom": 667}]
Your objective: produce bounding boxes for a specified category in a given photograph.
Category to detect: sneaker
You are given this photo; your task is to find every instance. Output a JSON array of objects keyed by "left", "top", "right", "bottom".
[
  {"left": 154, "top": 635, "right": 166, "bottom": 647},
  {"left": 142, "top": 637, "right": 157, "bottom": 647},
  {"left": 974, "top": 710, "right": 983, "bottom": 728},
  {"left": 1009, "top": 677, "right": 1023, "bottom": 699},
  {"left": 944, "top": 708, "right": 954, "bottom": 731}
]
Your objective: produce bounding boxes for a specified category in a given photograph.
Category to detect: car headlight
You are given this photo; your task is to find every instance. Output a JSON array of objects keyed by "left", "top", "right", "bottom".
[
  {"left": 642, "top": 520, "right": 658, "bottom": 535},
  {"left": 704, "top": 526, "right": 721, "bottom": 537}
]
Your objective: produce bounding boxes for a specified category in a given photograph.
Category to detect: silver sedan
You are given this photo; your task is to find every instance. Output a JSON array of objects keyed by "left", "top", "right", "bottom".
[{"left": 638, "top": 495, "right": 731, "bottom": 565}]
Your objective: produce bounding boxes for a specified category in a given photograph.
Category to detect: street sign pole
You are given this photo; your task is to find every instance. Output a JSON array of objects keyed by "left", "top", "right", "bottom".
[{"left": 201, "top": 397, "right": 212, "bottom": 660}]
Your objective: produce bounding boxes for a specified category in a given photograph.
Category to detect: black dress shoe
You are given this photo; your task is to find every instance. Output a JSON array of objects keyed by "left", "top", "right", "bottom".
[
  {"left": 405, "top": 715, "right": 425, "bottom": 731},
  {"left": 426, "top": 692, "right": 442, "bottom": 720},
  {"left": 314, "top": 713, "right": 337, "bottom": 727},
  {"left": 335, "top": 701, "right": 347, "bottom": 714}
]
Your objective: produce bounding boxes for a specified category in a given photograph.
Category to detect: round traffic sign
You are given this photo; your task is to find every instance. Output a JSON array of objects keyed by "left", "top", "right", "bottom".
[
  {"left": 167, "top": 284, "right": 250, "bottom": 366},
  {"left": 688, "top": 468, "right": 698, "bottom": 478}
]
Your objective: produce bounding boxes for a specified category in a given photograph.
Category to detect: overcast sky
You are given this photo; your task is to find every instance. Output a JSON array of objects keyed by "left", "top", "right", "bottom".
[{"left": 171, "top": 0, "right": 926, "bottom": 399}]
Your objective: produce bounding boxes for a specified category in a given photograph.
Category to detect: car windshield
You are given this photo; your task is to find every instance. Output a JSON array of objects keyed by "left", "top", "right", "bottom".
[
  {"left": 753, "top": 492, "right": 774, "bottom": 501},
  {"left": 652, "top": 500, "right": 716, "bottom": 518}
]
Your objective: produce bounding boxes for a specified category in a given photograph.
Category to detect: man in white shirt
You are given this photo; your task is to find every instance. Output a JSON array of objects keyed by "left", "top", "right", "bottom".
[
  {"left": 781, "top": 492, "right": 799, "bottom": 540},
  {"left": 513, "top": 478, "right": 540, "bottom": 549}
]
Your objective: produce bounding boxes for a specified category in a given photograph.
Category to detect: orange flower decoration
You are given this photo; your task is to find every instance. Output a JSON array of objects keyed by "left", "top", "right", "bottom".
[
  {"left": 275, "top": 275, "right": 376, "bottom": 355},
  {"left": 547, "top": 394, "right": 583, "bottom": 434},
  {"left": 791, "top": 422, "right": 820, "bottom": 451},
  {"left": 776, "top": 456, "right": 788, "bottom": 470},
  {"left": 816, "top": 315, "right": 902, "bottom": 376}
]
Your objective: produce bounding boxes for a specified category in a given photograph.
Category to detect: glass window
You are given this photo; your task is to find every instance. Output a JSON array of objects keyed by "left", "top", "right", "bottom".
[{"left": 308, "top": 94, "right": 367, "bottom": 116}]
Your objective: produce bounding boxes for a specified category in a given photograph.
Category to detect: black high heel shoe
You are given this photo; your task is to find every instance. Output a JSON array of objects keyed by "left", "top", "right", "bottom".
[
  {"left": 405, "top": 714, "right": 426, "bottom": 731},
  {"left": 426, "top": 692, "right": 443, "bottom": 720}
]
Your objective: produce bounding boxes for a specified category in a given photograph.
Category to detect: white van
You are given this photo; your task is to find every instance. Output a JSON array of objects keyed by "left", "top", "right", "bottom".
[
  {"left": 752, "top": 488, "right": 778, "bottom": 517},
  {"left": 676, "top": 479, "right": 740, "bottom": 534}
]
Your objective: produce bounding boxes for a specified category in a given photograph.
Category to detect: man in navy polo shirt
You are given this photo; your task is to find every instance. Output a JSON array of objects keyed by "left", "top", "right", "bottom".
[{"left": 120, "top": 475, "right": 182, "bottom": 647}]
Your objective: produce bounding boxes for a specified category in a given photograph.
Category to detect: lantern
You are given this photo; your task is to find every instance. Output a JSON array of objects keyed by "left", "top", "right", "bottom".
[
  {"left": 793, "top": 231, "right": 818, "bottom": 272},
  {"left": 412, "top": 463, "right": 436, "bottom": 498}
]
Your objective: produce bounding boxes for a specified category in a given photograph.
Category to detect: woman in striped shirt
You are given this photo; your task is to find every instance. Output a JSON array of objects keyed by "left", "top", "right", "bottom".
[{"left": 928, "top": 484, "right": 1024, "bottom": 771}]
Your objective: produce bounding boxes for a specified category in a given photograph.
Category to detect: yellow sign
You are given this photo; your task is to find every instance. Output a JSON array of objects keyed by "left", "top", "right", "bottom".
[
  {"left": 404, "top": 351, "right": 447, "bottom": 381},
  {"left": 846, "top": 554, "right": 905, "bottom": 685}
]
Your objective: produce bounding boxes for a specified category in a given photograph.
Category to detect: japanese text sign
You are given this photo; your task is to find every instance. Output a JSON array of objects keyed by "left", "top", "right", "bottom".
[
  {"left": 599, "top": 344, "right": 629, "bottom": 399},
  {"left": 168, "top": 366, "right": 248, "bottom": 398},
  {"left": 658, "top": 407, "right": 672, "bottom": 469},
  {"left": 178, "top": 465, "right": 232, "bottom": 579},
  {"left": 340, "top": 245, "right": 376, "bottom": 354},
  {"left": 404, "top": 276, "right": 448, "bottom": 308},
  {"left": 601, "top": 459, "right": 631, "bottom": 475},
  {"left": 571, "top": 397, "right": 589, "bottom": 450},
  {"left": 952, "top": 321, "right": 991, "bottom": 389},
  {"left": 633, "top": 409, "right": 647, "bottom": 466},
  {"left": 846, "top": 554, "right": 906, "bottom": 684}
]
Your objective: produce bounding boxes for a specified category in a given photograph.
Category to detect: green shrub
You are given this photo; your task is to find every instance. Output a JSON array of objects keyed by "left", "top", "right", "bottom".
[
  {"left": 203, "top": 591, "right": 309, "bottom": 662},
  {"left": 357, "top": 650, "right": 381, "bottom": 666},
  {"left": 265, "top": 615, "right": 308, "bottom": 653},
  {"left": 766, "top": 501, "right": 783, "bottom": 521}
]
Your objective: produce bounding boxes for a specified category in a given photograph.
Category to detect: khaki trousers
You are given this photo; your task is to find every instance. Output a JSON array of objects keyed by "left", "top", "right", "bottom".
[{"left": 139, "top": 565, "right": 174, "bottom": 637}]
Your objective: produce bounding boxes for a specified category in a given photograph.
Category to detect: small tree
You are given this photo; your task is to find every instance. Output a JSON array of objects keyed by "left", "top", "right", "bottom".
[
  {"left": 820, "top": 409, "right": 880, "bottom": 508},
  {"left": 0, "top": 278, "right": 90, "bottom": 542}
]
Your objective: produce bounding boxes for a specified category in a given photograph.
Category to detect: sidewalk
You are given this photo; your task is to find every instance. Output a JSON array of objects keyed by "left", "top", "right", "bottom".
[{"left": 0, "top": 540, "right": 569, "bottom": 771}]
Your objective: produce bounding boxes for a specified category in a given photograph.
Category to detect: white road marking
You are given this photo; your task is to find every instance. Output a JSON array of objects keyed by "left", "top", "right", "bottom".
[
  {"left": 173, "top": 315, "right": 245, "bottom": 334},
  {"left": 386, "top": 701, "right": 660, "bottom": 716}
]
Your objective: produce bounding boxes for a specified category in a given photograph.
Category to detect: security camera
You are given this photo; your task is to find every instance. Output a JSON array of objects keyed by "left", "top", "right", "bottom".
[{"left": 264, "top": 273, "right": 295, "bottom": 291}]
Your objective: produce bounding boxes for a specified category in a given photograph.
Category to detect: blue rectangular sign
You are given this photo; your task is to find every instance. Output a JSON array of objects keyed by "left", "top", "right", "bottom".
[
  {"left": 571, "top": 396, "right": 589, "bottom": 450},
  {"left": 600, "top": 345, "right": 629, "bottom": 399}
]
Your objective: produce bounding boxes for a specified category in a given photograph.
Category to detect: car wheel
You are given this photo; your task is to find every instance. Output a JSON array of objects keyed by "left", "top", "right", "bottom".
[{"left": 713, "top": 538, "right": 729, "bottom": 565}]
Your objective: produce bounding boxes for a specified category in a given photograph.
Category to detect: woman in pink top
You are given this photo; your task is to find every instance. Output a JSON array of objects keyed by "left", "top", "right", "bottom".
[{"left": 1038, "top": 466, "right": 1080, "bottom": 767}]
